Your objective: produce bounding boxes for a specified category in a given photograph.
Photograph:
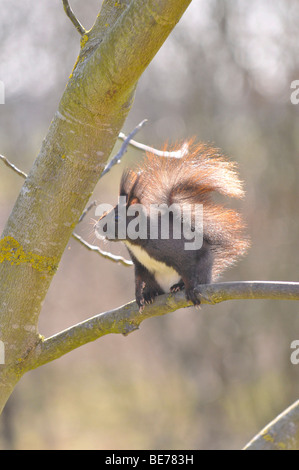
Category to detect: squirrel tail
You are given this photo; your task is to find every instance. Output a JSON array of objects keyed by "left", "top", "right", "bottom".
[{"left": 120, "top": 140, "right": 250, "bottom": 279}]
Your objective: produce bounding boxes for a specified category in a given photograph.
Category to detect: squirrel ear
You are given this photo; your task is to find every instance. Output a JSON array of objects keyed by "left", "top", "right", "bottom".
[{"left": 129, "top": 196, "right": 140, "bottom": 206}]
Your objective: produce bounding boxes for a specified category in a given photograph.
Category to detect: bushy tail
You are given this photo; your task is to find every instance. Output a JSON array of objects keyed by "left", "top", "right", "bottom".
[{"left": 120, "top": 140, "right": 250, "bottom": 279}]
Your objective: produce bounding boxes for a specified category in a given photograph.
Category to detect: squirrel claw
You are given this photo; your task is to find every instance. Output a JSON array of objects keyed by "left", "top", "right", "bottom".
[
  {"left": 185, "top": 288, "right": 201, "bottom": 308},
  {"left": 170, "top": 282, "right": 185, "bottom": 293}
]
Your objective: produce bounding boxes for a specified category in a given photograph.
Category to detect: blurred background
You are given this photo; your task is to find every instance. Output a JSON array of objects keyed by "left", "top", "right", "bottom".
[{"left": 0, "top": 0, "right": 299, "bottom": 450}]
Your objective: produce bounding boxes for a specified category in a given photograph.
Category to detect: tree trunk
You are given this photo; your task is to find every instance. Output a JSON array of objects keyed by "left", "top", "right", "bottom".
[{"left": 0, "top": 0, "right": 192, "bottom": 413}]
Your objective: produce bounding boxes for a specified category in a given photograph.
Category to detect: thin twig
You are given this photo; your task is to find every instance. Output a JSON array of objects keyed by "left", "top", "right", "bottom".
[
  {"left": 23, "top": 281, "right": 299, "bottom": 372},
  {"left": 0, "top": 154, "right": 27, "bottom": 179},
  {"left": 75, "top": 201, "right": 133, "bottom": 266},
  {"left": 100, "top": 119, "right": 148, "bottom": 178},
  {"left": 118, "top": 132, "right": 189, "bottom": 158},
  {"left": 78, "top": 201, "right": 98, "bottom": 223},
  {"left": 62, "top": 0, "right": 86, "bottom": 36},
  {"left": 72, "top": 232, "right": 133, "bottom": 267}
]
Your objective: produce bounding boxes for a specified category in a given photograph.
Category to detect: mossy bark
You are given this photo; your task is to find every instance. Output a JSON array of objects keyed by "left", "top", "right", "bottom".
[
  {"left": 0, "top": 0, "right": 192, "bottom": 413},
  {"left": 244, "top": 400, "right": 299, "bottom": 450}
]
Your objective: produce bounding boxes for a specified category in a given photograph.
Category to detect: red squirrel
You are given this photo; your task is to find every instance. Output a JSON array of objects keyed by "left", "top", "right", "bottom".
[{"left": 97, "top": 140, "right": 249, "bottom": 310}]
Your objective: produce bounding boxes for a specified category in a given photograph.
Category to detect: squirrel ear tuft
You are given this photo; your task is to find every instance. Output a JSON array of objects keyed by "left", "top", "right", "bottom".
[{"left": 129, "top": 196, "right": 140, "bottom": 206}]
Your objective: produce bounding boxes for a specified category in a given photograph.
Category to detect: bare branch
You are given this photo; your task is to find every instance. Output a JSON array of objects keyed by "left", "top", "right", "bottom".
[
  {"left": 244, "top": 399, "right": 299, "bottom": 450},
  {"left": 102, "top": 118, "right": 190, "bottom": 178},
  {"left": 62, "top": 0, "right": 86, "bottom": 36},
  {"left": 78, "top": 201, "right": 97, "bottom": 223},
  {"left": 74, "top": 201, "right": 133, "bottom": 266},
  {"left": 195, "top": 280, "right": 299, "bottom": 302},
  {"left": 118, "top": 132, "right": 190, "bottom": 158},
  {"left": 0, "top": 154, "right": 27, "bottom": 179},
  {"left": 72, "top": 232, "right": 133, "bottom": 267},
  {"left": 101, "top": 119, "right": 148, "bottom": 178},
  {"left": 23, "top": 281, "right": 299, "bottom": 372}
]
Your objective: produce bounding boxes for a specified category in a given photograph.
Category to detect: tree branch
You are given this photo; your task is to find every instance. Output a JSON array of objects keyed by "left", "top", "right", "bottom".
[
  {"left": 101, "top": 119, "right": 148, "bottom": 177},
  {"left": 77, "top": 200, "right": 97, "bottom": 223},
  {"left": 71, "top": 232, "right": 133, "bottom": 267},
  {"left": 22, "top": 281, "right": 299, "bottom": 372},
  {"left": 244, "top": 399, "right": 299, "bottom": 450},
  {"left": 0, "top": 121, "right": 189, "bottom": 184},
  {"left": 62, "top": 0, "right": 86, "bottom": 35},
  {"left": 118, "top": 133, "right": 190, "bottom": 158},
  {"left": 0, "top": 154, "right": 27, "bottom": 179}
]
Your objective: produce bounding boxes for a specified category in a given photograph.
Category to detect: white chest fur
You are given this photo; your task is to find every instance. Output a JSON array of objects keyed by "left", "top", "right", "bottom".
[{"left": 125, "top": 242, "right": 181, "bottom": 293}]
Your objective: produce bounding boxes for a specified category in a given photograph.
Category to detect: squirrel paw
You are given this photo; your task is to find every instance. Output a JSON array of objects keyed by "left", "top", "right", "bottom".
[
  {"left": 143, "top": 291, "right": 157, "bottom": 305},
  {"left": 136, "top": 289, "right": 159, "bottom": 312},
  {"left": 170, "top": 282, "right": 185, "bottom": 293},
  {"left": 185, "top": 288, "right": 202, "bottom": 308}
]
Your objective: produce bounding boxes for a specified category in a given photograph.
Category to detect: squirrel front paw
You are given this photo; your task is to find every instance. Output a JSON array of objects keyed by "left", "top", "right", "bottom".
[{"left": 170, "top": 281, "right": 185, "bottom": 293}]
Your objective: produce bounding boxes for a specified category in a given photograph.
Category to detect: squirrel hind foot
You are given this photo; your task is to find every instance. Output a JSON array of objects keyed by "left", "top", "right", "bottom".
[{"left": 185, "top": 287, "right": 202, "bottom": 307}]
